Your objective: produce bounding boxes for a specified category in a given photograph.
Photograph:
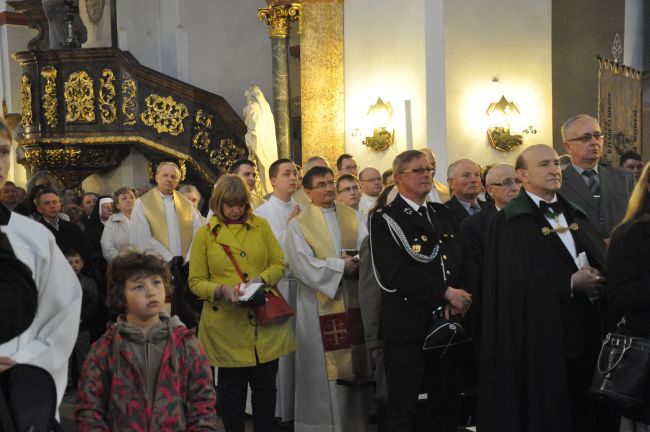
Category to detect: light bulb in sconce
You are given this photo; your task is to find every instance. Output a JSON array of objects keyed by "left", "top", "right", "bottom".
[
  {"left": 362, "top": 97, "right": 394, "bottom": 152},
  {"left": 486, "top": 94, "right": 536, "bottom": 152}
]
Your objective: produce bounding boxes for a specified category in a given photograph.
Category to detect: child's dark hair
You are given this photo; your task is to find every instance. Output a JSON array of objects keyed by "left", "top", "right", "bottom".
[
  {"left": 64, "top": 248, "right": 81, "bottom": 259},
  {"left": 106, "top": 250, "right": 172, "bottom": 313}
]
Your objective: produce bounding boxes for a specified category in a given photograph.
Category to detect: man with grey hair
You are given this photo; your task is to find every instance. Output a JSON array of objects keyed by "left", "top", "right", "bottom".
[
  {"left": 445, "top": 158, "right": 484, "bottom": 226},
  {"left": 559, "top": 114, "right": 634, "bottom": 240},
  {"left": 130, "top": 161, "right": 203, "bottom": 263}
]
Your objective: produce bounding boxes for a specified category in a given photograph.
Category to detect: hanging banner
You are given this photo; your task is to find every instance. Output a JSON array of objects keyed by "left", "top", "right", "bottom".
[{"left": 597, "top": 56, "right": 643, "bottom": 166}]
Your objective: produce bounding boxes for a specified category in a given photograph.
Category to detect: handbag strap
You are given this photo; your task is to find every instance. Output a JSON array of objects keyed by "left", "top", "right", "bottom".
[{"left": 221, "top": 245, "right": 247, "bottom": 283}]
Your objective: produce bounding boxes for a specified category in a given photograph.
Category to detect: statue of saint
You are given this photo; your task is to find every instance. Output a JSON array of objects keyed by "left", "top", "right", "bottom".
[
  {"left": 243, "top": 85, "right": 278, "bottom": 195},
  {"left": 42, "top": 0, "right": 87, "bottom": 49}
]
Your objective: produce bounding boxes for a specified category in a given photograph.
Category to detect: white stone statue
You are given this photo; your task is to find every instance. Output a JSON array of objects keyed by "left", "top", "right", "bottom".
[{"left": 243, "top": 85, "right": 278, "bottom": 194}]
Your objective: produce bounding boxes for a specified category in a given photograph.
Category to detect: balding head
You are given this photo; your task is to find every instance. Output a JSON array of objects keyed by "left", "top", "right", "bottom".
[
  {"left": 485, "top": 164, "right": 520, "bottom": 209},
  {"left": 516, "top": 144, "right": 562, "bottom": 201},
  {"left": 359, "top": 167, "right": 382, "bottom": 197},
  {"left": 305, "top": 156, "right": 330, "bottom": 172}
]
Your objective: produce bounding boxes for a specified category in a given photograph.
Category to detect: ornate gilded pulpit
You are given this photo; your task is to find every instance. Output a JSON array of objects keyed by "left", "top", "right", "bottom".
[{"left": 15, "top": 48, "right": 248, "bottom": 190}]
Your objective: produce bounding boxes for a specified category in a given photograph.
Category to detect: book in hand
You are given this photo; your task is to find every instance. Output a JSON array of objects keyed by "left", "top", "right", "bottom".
[{"left": 237, "top": 282, "right": 265, "bottom": 302}]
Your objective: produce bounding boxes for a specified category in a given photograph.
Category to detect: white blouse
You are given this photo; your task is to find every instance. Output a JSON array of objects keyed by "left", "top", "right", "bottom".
[{"left": 100, "top": 212, "right": 131, "bottom": 261}]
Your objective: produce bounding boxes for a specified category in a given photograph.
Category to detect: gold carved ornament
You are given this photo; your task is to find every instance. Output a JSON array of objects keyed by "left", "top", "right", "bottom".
[
  {"left": 24, "top": 147, "right": 82, "bottom": 167},
  {"left": 192, "top": 109, "right": 213, "bottom": 151},
  {"left": 20, "top": 74, "right": 33, "bottom": 127},
  {"left": 140, "top": 94, "right": 189, "bottom": 136},
  {"left": 98, "top": 69, "right": 116, "bottom": 125},
  {"left": 40, "top": 66, "right": 58, "bottom": 128},
  {"left": 258, "top": 3, "right": 302, "bottom": 38},
  {"left": 209, "top": 138, "right": 244, "bottom": 172},
  {"left": 121, "top": 79, "right": 137, "bottom": 126},
  {"left": 64, "top": 71, "right": 95, "bottom": 123}
]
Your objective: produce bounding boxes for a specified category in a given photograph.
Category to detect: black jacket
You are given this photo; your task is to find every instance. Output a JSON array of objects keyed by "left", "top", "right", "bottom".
[
  {"left": 444, "top": 195, "right": 486, "bottom": 228},
  {"left": 608, "top": 217, "right": 650, "bottom": 422},
  {"left": 478, "top": 189, "right": 607, "bottom": 432},
  {"left": 369, "top": 194, "right": 468, "bottom": 341}
]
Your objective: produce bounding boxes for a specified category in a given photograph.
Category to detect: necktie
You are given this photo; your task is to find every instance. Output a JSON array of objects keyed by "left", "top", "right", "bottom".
[
  {"left": 418, "top": 206, "right": 427, "bottom": 217},
  {"left": 582, "top": 170, "right": 601, "bottom": 196},
  {"left": 469, "top": 203, "right": 481, "bottom": 215}
]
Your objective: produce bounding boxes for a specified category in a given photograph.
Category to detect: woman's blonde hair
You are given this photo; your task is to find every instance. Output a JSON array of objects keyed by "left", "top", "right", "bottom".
[
  {"left": 619, "top": 162, "right": 650, "bottom": 226},
  {"left": 209, "top": 174, "right": 252, "bottom": 221}
]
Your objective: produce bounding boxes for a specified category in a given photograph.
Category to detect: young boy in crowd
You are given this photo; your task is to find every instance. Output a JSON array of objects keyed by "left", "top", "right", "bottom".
[
  {"left": 65, "top": 249, "right": 98, "bottom": 389},
  {"left": 75, "top": 250, "right": 217, "bottom": 431}
]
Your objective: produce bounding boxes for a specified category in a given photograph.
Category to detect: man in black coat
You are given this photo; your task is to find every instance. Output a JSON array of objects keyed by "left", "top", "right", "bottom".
[
  {"left": 478, "top": 144, "right": 608, "bottom": 432},
  {"left": 370, "top": 150, "right": 473, "bottom": 432},
  {"left": 444, "top": 158, "right": 485, "bottom": 226},
  {"left": 33, "top": 187, "right": 90, "bottom": 261}
]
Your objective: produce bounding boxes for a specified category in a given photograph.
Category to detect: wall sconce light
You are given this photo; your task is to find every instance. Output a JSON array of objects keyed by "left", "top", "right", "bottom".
[
  {"left": 486, "top": 95, "right": 536, "bottom": 152},
  {"left": 362, "top": 97, "right": 394, "bottom": 152}
]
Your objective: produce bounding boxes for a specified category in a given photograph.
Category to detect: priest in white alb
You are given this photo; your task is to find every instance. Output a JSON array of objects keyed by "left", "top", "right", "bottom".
[
  {"left": 254, "top": 158, "right": 301, "bottom": 423},
  {"left": 285, "top": 165, "right": 372, "bottom": 432},
  {"left": 130, "top": 161, "right": 203, "bottom": 262}
]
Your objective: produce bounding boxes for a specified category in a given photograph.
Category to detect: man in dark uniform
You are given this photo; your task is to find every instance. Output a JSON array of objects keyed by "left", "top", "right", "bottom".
[
  {"left": 478, "top": 144, "right": 607, "bottom": 432},
  {"left": 370, "top": 150, "right": 473, "bottom": 432},
  {"left": 444, "top": 158, "right": 485, "bottom": 226}
]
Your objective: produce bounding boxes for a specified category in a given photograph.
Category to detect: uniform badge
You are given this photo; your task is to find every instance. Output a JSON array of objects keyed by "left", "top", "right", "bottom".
[{"left": 412, "top": 244, "right": 422, "bottom": 253}]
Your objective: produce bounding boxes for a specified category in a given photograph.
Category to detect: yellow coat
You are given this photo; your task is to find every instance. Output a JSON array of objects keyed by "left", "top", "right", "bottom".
[{"left": 189, "top": 214, "right": 295, "bottom": 367}]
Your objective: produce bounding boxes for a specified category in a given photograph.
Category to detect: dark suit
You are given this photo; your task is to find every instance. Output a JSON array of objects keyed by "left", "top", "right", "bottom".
[
  {"left": 444, "top": 196, "right": 485, "bottom": 228},
  {"left": 479, "top": 189, "right": 607, "bottom": 432},
  {"left": 459, "top": 201, "right": 498, "bottom": 296},
  {"left": 370, "top": 194, "right": 467, "bottom": 432},
  {"left": 560, "top": 163, "right": 634, "bottom": 238}
]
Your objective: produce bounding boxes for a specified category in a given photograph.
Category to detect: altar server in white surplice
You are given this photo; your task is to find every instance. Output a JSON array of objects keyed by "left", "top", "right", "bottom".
[
  {"left": 0, "top": 121, "right": 81, "bottom": 415},
  {"left": 285, "top": 166, "right": 372, "bottom": 432},
  {"left": 255, "top": 158, "right": 302, "bottom": 422},
  {"left": 130, "top": 162, "right": 203, "bottom": 262}
]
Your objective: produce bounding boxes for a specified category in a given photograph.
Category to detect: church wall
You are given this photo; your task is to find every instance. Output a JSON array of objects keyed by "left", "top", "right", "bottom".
[
  {"left": 552, "top": 0, "right": 626, "bottom": 151},
  {"left": 82, "top": 147, "right": 150, "bottom": 195},
  {"left": 443, "top": 0, "right": 553, "bottom": 168},
  {"left": 80, "top": 0, "right": 112, "bottom": 48},
  {"left": 344, "top": 0, "right": 428, "bottom": 175}
]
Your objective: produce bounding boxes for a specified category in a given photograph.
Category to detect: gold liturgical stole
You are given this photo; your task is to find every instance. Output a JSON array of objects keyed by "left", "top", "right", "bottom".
[
  {"left": 140, "top": 189, "right": 194, "bottom": 258},
  {"left": 297, "top": 202, "right": 365, "bottom": 380}
]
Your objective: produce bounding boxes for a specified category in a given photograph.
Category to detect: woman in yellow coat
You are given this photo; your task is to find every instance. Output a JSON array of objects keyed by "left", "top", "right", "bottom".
[{"left": 189, "top": 174, "right": 294, "bottom": 432}]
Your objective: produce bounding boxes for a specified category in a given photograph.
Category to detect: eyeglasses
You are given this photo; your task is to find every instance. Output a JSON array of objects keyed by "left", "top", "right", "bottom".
[
  {"left": 310, "top": 180, "right": 336, "bottom": 190},
  {"left": 400, "top": 167, "right": 435, "bottom": 175},
  {"left": 566, "top": 132, "right": 604, "bottom": 143},
  {"left": 489, "top": 178, "right": 522, "bottom": 188},
  {"left": 338, "top": 185, "right": 360, "bottom": 193},
  {"left": 360, "top": 177, "right": 382, "bottom": 183}
]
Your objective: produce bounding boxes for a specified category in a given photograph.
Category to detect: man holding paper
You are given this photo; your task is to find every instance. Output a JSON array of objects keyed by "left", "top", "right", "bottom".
[
  {"left": 285, "top": 165, "right": 371, "bottom": 432},
  {"left": 479, "top": 144, "right": 608, "bottom": 432}
]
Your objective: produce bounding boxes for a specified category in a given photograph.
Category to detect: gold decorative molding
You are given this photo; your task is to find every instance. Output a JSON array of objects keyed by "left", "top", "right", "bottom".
[
  {"left": 140, "top": 93, "right": 189, "bottom": 136},
  {"left": 24, "top": 147, "right": 82, "bottom": 167},
  {"left": 192, "top": 109, "right": 213, "bottom": 151},
  {"left": 209, "top": 138, "right": 243, "bottom": 172},
  {"left": 64, "top": 71, "right": 95, "bottom": 123},
  {"left": 121, "top": 79, "right": 137, "bottom": 126},
  {"left": 40, "top": 66, "right": 58, "bottom": 127},
  {"left": 98, "top": 69, "right": 116, "bottom": 124},
  {"left": 20, "top": 74, "right": 32, "bottom": 127},
  {"left": 258, "top": 3, "right": 302, "bottom": 38}
]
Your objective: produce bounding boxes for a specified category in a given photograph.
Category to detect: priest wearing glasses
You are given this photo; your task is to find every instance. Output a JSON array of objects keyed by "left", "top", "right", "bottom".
[
  {"left": 479, "top": 144, "right": 608, "bottom": 432},
  {"left": 559, "top": 114, "right": 634, "bottom": 240}
]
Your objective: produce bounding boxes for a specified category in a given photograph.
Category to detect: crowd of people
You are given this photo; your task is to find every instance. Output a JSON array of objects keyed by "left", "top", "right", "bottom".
[{"left": 0, "top": 112, "right": 649, "bottom": 432}]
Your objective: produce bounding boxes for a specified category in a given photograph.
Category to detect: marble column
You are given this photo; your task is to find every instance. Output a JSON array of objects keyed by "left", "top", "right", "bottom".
[
  {"left": 272, "top": 37, "right": 291, "bottom": 159},
  {"left": 258, "top": 3, "right": 302, "bottom": 160},
  {"left": 299, "top": 0, "right": 344, "bottom": 167}
]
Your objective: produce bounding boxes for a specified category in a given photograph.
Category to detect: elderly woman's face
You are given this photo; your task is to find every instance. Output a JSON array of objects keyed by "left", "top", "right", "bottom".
[{"left": 222, "top": 202, "right": 245, "bottom": 220}]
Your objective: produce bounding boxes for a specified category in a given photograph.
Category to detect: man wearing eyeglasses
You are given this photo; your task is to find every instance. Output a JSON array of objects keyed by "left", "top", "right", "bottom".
[
  {"left": 358, "top": 167, "right": 383, "bottom": 217},
  {"left": 559, "top": 114, "right": 635, "bottom": 240},
  {"left": 370, "top": 150, "right": 472, "bottom": 432},
  {"left": 285, "top": 165, "right": 371, "bottom": 432},
  {"left": 336, "top": 174, "right": 362, "bottom": 211}
]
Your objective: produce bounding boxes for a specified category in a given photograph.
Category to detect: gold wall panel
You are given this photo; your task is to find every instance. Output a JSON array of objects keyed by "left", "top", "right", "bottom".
[
  {"left": 40, "top": 66, "right": 58, "bottom": 128},
  {"left": 192, "top": 109, "right": 213, "bottom": 151},
  {"left": 140, "top": 93, "right": 189, "bottom": 136},
  {"left": 20, "top": 74, "right": 33, "bottom": 127},
  {"left": 98, "top": 69, "right": 117, "bottom": 125},
  {"left": 209, "top": 138, "right": 243, "bottom": 172},
  {"left": 64, "top": 71, "right": 95, "bottom": 123},
  {"left": 121, "top": 79, "right": 137, "bottom": 125}
]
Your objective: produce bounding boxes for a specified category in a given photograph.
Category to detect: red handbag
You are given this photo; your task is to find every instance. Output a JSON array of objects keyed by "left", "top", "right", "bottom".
[{"left": 222, "top": 244, "right": 294, "bottom": 327}]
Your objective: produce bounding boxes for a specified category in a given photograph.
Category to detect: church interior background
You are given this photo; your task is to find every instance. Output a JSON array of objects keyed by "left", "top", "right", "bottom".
[{"left": 0, "top": 0, "right": 647, "bottom": 195}]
